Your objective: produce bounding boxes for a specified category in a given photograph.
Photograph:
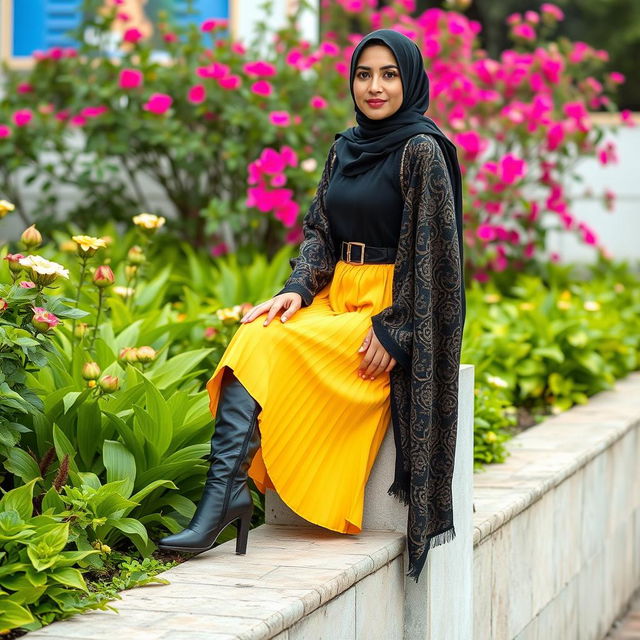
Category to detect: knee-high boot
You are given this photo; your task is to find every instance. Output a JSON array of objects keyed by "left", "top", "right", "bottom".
[{"left": 158, "top": 367, "right": 261, "bottom": 554}]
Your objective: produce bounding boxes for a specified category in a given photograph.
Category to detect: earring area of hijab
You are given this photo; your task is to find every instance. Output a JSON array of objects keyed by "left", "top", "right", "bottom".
[{"left": 352, "top": 43, "right": 403, "bottom": 121}]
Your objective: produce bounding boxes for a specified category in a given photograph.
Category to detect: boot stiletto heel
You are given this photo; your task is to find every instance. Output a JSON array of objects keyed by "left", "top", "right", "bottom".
[{"left": 158, "top": 367, "right": 261, "bottom": 555}]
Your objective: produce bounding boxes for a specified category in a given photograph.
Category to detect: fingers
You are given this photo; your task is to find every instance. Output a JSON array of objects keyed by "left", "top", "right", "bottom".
[
  {"left": 241, "top": 301, "right": 270, "bottom": 323},
  {"left": 263, "top": 299, "right": 283, "bottom": 326},
  {"left": 358, "top": 328, "right": 372, "bottom": 353},
  {"left": 280, "top": 298, "right": 301, "bottom": 324}
]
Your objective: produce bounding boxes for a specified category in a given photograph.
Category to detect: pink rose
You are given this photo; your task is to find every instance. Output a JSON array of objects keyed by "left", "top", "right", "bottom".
[
  {"left": 70, "top": 115, "right": 87, "bottom": 127},
  {"left": 123, "top": 28, "right": 143, "bottom": 43},
  {"left": 201, "top": 18, "right": 228, "bottom": 32},
  {"left": 243, "top": 61, "right": 277, "bottom": 77},
  {"left": 187, "top": 85, "right": 206, "bottom": 104},
  {"left": 251, "top": 80, "right": 273, "bottom": 96},
  {"left": 310, "top": 95, "right": 328, "bottom": 109},
  {"left": 31, "top": 307, "right": 61, "bottom": 332},
  {"left": 0, "top": 125, "right": 11, "bottom": 138},
  {"left": 80, "top": 106, "right": 108, "bottom": 118},
  {"left": 12, "top": 109, "right": 33, "bottom": 127},
  {"left": 119, "top": 68, "right": 143, "bottom": 89},
  {"left": 143, "top": 93, "right": 173, "bottom": 115},
  {"left": 269, "top": 111, "right": 291, "bottom": 127},
  {"left": 17, "top": 83, "right": 33, "bottom": 94},
  {"left": 218, "top": 75, "right": 241, "bottom": 90}
]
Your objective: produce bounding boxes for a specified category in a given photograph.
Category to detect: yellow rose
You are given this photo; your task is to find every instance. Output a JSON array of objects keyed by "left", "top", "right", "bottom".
[{"left": 132, "top": 213, "right": 166, "bottom": 231}]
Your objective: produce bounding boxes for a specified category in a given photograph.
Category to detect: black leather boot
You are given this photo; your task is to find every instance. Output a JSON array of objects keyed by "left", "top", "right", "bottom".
[{"left": 158, "top": 367, "right": 261, "bottom": 554}]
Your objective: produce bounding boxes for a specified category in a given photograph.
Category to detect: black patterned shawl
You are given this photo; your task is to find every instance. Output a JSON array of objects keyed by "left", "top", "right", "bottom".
[{"left": 277, "top": 132, "right": 464, "bottom": 582}]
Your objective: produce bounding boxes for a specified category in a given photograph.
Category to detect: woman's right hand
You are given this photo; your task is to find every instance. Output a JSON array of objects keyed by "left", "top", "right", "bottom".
[{"left": 240, "top": 292, "right": 303, "bottom": 327}]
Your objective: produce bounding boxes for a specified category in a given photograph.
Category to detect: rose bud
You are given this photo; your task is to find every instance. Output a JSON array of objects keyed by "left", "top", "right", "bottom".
[
  {"left": 93, "top": 265, "right": 115, "bottom": 288},
  {"left": 0, "top": 298, "right": 7, "bottom": 313},
  {"left": 20, "top": 224, "right": 43, "bottom": 249},
  {"left": 119, "top": 347, "right": 139, "bottom": 363},
  {"left": 4, "top": 253, "right": 25, "bottom": 274},
  {"left": 19, "top": 281, "right": 36, "bottom": 289},
  {"left": 127, "top": 245, "right": 146, "bottom": 265},
  {"left": 82, "top": 361, "right": 101, "bottom": 380},
  {"left": 125, "top": 265, "right": 138, "bottom": 280},
  {"left": 31, "top": 307, "right": 61, "bottom": 332},
  {"left": 135, "top": 345, "right": 156, "bottom": 363},
  {"left": 74, "top": 322, "right": 89, "bottom": 338},
  {"left": 99, "top": 375, "right": 120, "bottom": 393}
]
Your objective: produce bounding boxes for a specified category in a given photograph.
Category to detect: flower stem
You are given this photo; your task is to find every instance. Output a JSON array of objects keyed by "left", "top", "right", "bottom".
[
  {"left": 89, "top": 288, "right": 104, "bottom": 353},
  {"left": 72, "top": 257, "right": 89, "bottom": 343}
]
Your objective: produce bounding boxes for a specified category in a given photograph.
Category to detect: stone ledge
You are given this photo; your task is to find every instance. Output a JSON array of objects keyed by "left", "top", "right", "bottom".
[
  {"left": 25, "top": 525, "right": 405, "bottom": 640},
  {"left": 473, "top": 371, "right": 640, "bottom": 546}
]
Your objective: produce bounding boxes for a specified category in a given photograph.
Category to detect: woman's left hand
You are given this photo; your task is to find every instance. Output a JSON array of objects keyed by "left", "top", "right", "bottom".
[{"left": 357, "top": 327, "right": 396, "bottom": 380}]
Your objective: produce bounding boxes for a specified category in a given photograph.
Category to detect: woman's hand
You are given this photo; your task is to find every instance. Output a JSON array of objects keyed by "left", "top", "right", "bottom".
[
  {"left": 240, "top": 292, "right": 303, "bottom": 327},
  {"left": 357, "top": 327, "right": 396, "bottom": 380}
]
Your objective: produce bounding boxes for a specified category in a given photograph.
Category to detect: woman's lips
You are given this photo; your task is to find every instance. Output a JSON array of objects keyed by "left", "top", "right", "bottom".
[{"left": 366, "top": 99, "right": 386, "bottom": 109}]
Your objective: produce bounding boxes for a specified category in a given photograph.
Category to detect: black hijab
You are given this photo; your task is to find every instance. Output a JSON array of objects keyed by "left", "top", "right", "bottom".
[{"left": 335, "top": 28, "right": 465, "bottom": 325}]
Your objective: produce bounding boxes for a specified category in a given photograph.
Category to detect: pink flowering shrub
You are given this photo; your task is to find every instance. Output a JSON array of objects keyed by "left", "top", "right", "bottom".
[
  {"left": 320, "top": 1, "right": 632, "bottom": 277},
  {"left": 0, "top": 0, "right": 631, "bottom": 276}
]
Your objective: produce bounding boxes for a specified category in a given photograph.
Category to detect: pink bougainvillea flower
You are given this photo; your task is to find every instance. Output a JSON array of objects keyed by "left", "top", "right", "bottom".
[
  {"left": 269, "top": 111, "right": 291, "bottom": 127},
  {"left": 119, "top": 68, "right": 143, "bottom": 89},
  {"left": 187, "top": 85, "right": 206, "bottom": 104},
  {"left": 499, "top": 153, "right": 527, "bottom": 185},
  {"left": 123, "top": 28, "right": 143, "bottom": 43},
  {"left": 259, "top": 148, "right": 286, "bottom": 174},
  {"left": 275, "top": 200, "right": 300, "bottom": 227},
  {"left": 117, "top": 12, "right": 130, "bottom": 21},
  {"left": 270, "top": 174, "right": 287, "bottom": 187},
  {"left": 243, "top": 61, "right": 277, "bottom": 77},
  {"left": 608, "top": 71, "right": 625, "bottom": 84},
  {"left": 621, "top": 110, "right": 636, "bottom": 127},
  {"left": 310, "top": 95, "right": 328, "bottom": 109},
  {"left": 546, "top": 123, "right": 565, "bottom": 151},
  {"left": 70, "top": 115, "right": 87, "bottom": 127},
  {"left": 512, "top": 23, "right": 536, "bottom": 40},
  {"left": 218, "top": 75, "right": 241, "bottom": 90},
  {"left": 280, "top": 145, "right": 297, "bottom": 167},
  {"left": 319, "top": 41, "right": 340, "bottom": 56},
  {"left": 197, "top": 62, "right": 229, "bottom": 79},
  {"left": 163, "top": 32, "right": 178, "bottom": 43},
  {"left": 12, "top": 109, "right": 33, "bottom": 127},
  {"left": 81, "top": 106, "right": 108, "bottom": 118},
  {"left": 251, "top": 80, "right": 273, "bottom": 96},
  {"left": 201, "top": 18, "right": 228, "bottom": 32},
  {"left": 455, "top": 131, "right": 487, "bottom": 161},
  {"left": 597, "top": 141, "right": 618, "bottom": 165},
  {"left": 143, "top": 93, "right": 173, "bottom": 114},
  {"left": 0, "top": 125, "right": 11, "bottom": 138},
  {"left": 231, "top": 42, "right": 246, "bottom": 55},
  {"left": 55, "top": 109, "right": 70, "bottom": 122},
  {"left": 17, "top": 83, "right": 33, "bottom": 94},
  {"left": 476, "top": 223, "right": 497, "bottom": 242},
  {"left": 210, "top": 242, "right": 228, "bottom": 256},
  {"left": 540, "top": 3, "right": 564, "bottom": 21}
]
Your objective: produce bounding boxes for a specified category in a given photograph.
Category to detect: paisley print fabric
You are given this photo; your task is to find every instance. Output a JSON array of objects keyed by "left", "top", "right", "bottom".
[{"left": 278, "top": 133, "right": 464, "bottom": 582}]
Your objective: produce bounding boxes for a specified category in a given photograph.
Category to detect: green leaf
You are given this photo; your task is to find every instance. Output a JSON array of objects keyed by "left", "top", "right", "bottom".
[
  {"left": 148, "top": 349, "right": 213, "bottom": 390},
  {"left": 103, "top": 440, "right": 136, "bottom": 498},
  {"left": 0, "top": 599, "right": 35, "bottom": 630},
  {"left": 107, "top": 517, "right": 148, "bottom": 544},
  {"left": 50, "top": 567, "right": 88, "bottom": 591},
  {"left": 52, "top": 424, "right": 78, "bottom": 472},
  {"left": 3, "top": 448, "right": 42, "bottom": 483},
  {"left": 0, "top": 478, "right": 38, "bottom": 520},
  {"left": 141, "top": 378, "right": 172, "bottom": 457}
]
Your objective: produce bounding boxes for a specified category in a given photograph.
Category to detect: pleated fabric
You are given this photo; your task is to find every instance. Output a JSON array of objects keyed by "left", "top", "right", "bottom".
[{"left": 205, "top": 259, "right": 395, "bottom": 534}]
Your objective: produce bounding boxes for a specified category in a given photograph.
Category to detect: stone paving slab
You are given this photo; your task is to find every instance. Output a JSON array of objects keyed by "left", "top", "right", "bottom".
[
  {"left": 473, "top": 371, "right": 640, "bottom": 546},
  {"left": 25, "top": 525, "right": 405, "bottom": 640}
]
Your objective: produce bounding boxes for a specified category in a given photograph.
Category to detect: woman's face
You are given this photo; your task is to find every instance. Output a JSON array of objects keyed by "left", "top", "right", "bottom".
[{"left": 352, "top": 44, "right": 403, "bottom": 120}]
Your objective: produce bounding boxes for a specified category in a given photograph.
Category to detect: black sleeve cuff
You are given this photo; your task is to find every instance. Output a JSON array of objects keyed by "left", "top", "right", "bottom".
[
  {"left": 371, "top": 315, "right": 411, "bottom": 371},
  {"left": 275, "top": 284, "right": 314, "bottom": 307}
]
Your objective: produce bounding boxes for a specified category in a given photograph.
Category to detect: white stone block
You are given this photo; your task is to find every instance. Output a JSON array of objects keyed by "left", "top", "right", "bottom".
[
  {"left": 355, "top": 559, "right": 404, "bottom": 640},
  {"left": 287, "top": 587, "right": 355, "bottom": 640}
]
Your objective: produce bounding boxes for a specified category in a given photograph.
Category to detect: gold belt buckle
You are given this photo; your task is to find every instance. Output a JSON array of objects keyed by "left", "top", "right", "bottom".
[{"left": 346, "top": 241, "right": 366, "bottom": 264}]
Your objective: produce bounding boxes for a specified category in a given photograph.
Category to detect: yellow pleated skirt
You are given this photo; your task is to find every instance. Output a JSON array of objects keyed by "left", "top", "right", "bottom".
[{"left": 205, "top": 259, "right": 395, "bottom": 535}]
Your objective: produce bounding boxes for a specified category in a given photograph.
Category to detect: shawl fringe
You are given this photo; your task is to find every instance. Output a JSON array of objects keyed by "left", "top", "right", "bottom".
[{"left": 406, "top": 524, "right": 457, "bottom": 582}]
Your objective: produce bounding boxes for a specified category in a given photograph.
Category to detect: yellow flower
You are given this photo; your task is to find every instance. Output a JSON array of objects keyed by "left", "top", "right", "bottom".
[
  {"left": 18, "top": 255, "right": 69, "bottom": 286},
  {"left": 518, "top": 302, "right": 535, "bottom": 311},
  {"left": 556, "top": 300, "right": 571, "bottom": 310},
  {"left": 486, "top": 374, "right": 509, "bottom": 389},
  {"left": 483, "top": 430, "right": 497, "bottom": 443},
  {"left": 216, "top": 305, "right": 243, "bottom": 325},
  {"left": 0, "top": 200, "right": 15, "bottom": 219},
  {"left": 113, "top": 286, "right": 135, "bottom": 298},
  {"left": 583, "top": 300, "right": 601, "bottom": 312},
  {"left": 483, "top": 293, "right": 501, "bottom": 304},
  {"left": 133, "top": 212, "right": 166, "bottom": 230},
  {"left": 559, "top": 289, "right": 572, "bottom": 301},
  {"left": 72, "top": 235, "right": 107, "bottom": 257}
]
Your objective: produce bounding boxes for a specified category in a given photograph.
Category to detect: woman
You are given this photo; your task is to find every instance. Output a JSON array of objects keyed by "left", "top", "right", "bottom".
[{"left": 158, "top": 29, "right": 465, "bottom": 583}]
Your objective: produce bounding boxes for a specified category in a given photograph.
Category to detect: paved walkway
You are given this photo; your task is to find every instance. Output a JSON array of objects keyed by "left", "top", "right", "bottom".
[{"left": 605, "top": 588, "right": 640, "bottom": 639}]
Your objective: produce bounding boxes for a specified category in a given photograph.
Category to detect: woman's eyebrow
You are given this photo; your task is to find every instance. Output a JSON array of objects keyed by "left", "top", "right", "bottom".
[{"left": 355, "top": 64, "right": 400, "bottom": 71}]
